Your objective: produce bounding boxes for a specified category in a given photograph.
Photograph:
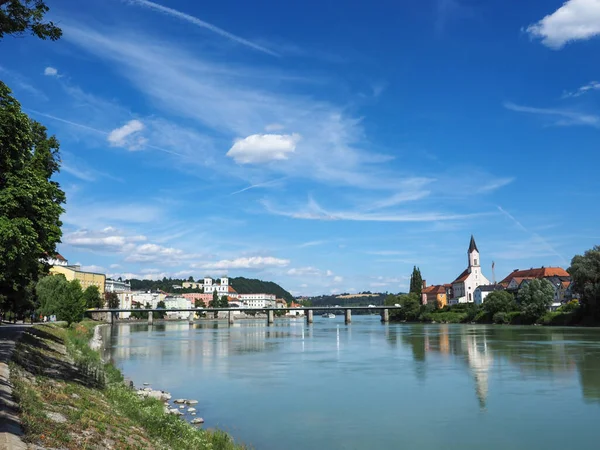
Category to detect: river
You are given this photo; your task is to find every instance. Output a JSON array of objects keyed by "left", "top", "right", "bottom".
[{"left": 103, "top": 316, "right": 600, "bottom": 449}]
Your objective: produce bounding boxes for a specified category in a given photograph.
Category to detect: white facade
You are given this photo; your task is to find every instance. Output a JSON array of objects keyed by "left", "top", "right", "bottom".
[
  {"left": 105, "top": 279, "right": 131, "bottom": 293},
  {"left": 239, "top": 293, "right": 277, "bottom": 308},
  {"left": 202, "top": 277, "right": 231, "bottom": 294},
  {"left": 450, "top": 236, "right": 490, "bottom": 304},
  {"left": 474, "top": 286, "right": 503, "bottom": 305},
  {"left": 163, "top": 296, "right": 192, "bottom": 319}
]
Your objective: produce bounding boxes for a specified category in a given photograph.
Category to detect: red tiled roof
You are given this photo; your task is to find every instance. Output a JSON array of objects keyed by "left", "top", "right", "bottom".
[
  {"left": 501, "top": 267, "right": 569, "bottom": 284},
  {"left": 228, "top": 286, "right": 238, "bottom": 293},
  {"left": 451, "top": 268, "right": 470, "bottom": 284},
  {"left": 423, "top": 285, "right": 446, "bottom": 295}
]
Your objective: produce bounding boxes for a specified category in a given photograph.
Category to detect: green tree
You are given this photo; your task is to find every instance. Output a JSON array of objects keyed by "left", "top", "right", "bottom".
[
  {"left": 195, "top": 298, "right": 205, "bottom": 308},
  {"left": 219, "top": 295, "right": 229, "bottom": 308},
  {"left": 0, "top": 0, "right": 61, "bottom": 40},
  {"left": 409, "top": 266, "right": 423, "bottom": 297},
  {"left": 105, "top": 292, "right": 119, "bottom": 309},
  {"left": 517, "top": 279, "right": 554, "bottom": 320},
  {"left": 482, "top": 290, "right": 516, "bottom": 316},
  {"left": 55, "top": 279, "right": 85, "bottom": 326},
  {"left": 391, "top": 292, "right": 421, "bottom": 321},
  {"left": 35, "top": 274, "right": 66, "bottom": 316},
  {"left": 0, "top": 82, "right": 65, "bottom": 315},
  {"left": 569, "top": 246, "right": 600, "bottom": 320},
  {"left": 82, "top": 285, "right": 102, "bottom": 309},
  {"left": 209, "top": 290, "right": 218, "bottom": 308},
  {"left": 155, "top": 300, "right": 166, "bottom": 319}
]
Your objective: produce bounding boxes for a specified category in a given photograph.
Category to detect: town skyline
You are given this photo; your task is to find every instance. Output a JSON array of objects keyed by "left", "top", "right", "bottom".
[{"left": 2, "top": 0, "right": 598, "bottom": 296}]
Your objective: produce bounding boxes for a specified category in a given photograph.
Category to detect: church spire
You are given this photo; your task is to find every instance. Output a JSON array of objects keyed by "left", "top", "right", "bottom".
[{"left": 468, "top": 235, "right": 479, "bottom": 253}]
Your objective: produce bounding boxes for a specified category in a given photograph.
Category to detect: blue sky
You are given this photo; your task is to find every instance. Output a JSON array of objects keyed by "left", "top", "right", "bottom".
[{"left": 2, "top": 0, "right": 599, "bottom": 295}]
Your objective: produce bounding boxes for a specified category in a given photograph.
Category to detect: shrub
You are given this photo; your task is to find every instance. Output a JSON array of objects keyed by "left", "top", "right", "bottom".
[
  {"left": 474, "top": 311, "right": 491, "bottom": 323},
  {"left": 558, "top": 300, "right": 580, "bottom": 313},
  {"left": 492, "top": 312, "right": 508, "bottom": 324}
]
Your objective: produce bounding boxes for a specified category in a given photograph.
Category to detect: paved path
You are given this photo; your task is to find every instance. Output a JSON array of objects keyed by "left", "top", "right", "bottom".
[{"left": 0, "top": 324, "right": 30, "bottom": 450}]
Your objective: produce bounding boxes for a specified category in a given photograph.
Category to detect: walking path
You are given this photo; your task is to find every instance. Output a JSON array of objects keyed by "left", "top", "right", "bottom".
[{"left": 0, "top": 323, "right": 30, "bottom": 450}]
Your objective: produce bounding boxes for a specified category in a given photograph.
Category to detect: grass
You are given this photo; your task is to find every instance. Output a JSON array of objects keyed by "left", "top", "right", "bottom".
[{"left": 10, "top": 321, "right": 247, "bottom": 450}]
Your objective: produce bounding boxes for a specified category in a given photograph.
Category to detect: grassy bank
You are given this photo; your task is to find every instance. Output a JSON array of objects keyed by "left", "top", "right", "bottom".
[{"left": 10, "top": 321, "right": 247, "bottom": 450}]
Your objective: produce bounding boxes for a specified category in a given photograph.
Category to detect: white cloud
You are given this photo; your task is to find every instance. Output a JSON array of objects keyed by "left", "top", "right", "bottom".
[
  {"left": 108, "top": 119, "right": 146, "bottom": 150},
  {"left": 563, "top": 81, "right": 600, "bottom": 98},
  {"left": 504, "top": 101, "right": 600, "bottom": 128},
  {"left": 64, "top": 228, "right": 147, "bottom": 251},
  {"left": 200, "top": 256, "right": 290, "bottom": 270},
  {"left": 287, "top": 267, "right": 324, "bottom": 276},
  {"left": 126, "top": 0, "right": 279, "bottom": 56},
  {"left": 333, "top": 276, "right": 343, "bottom": 284},
  {"left": 227, "top": 133, "right": 301, "bottom": 164},
  {"left": 526, "top": 0, "right": 600, "bottom": 49},
  {"left": 63, "top": 203, "right": 164, "bottom": 228},
  {"left": 80, "top": 264, "right": 107, "bottom": 273},
  {"left": 44, "top": 66, "right": 59, "bottom": 76}
]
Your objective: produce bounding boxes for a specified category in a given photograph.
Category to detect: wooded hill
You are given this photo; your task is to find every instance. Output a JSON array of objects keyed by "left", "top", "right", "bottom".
[{"left": 127, "top": 276, "right": 294, "bottom": 303}]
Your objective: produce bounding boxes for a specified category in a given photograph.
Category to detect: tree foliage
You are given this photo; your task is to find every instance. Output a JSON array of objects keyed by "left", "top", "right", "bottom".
[
  {"left": 82, "top": 285, "right": 102, "bottom": 309},
  {"left": 482, "top": 290, "right": 516, "bottom": 316},
  {"left": 569, "top": 246, "right": 600, "bottom": 320},
  {"left": 105, "top": 292, "right": 119, "bottom": 309},
  {"left": 35, "top": 275, "right": 85, "bottom": 325},
  {"left": 155, "top": 300, "right": 166, "bottom": 319},
  {"left": 0, "top": 82, "right": 65, "bottom": 314},
  {"left": 409, "top": 266, "right": 423, "bottom": 297},
  {"left": 517, "top": 279, "right": 554, "bottom": 320},
  {"left": 0, "top": 0, "right": 62, "bottom": 41}
]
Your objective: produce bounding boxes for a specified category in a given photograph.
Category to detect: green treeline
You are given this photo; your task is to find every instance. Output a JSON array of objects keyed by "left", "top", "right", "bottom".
[{"left": 229, "top": 277, "right": 294, "bottom": 303}]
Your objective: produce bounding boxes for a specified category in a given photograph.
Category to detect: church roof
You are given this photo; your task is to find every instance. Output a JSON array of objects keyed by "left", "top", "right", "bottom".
[
  {"left": 452, "top": 268, "right": 470, "bottom": 284},
  {"left": 469, "top": 235, "right": 479, "bottom": 253}
]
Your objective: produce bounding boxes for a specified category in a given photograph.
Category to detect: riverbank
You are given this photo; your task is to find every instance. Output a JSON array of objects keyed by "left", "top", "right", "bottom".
[{"left": 9, "top": 321, "right": 247, "bottom": 449}]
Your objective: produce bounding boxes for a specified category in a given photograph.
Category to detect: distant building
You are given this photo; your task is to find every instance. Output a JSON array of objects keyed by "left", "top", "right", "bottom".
[
  {"left": 105, "top": 279, "right": 131, "bottom": 293},
  {"left": 500, "top": 267, "right": 571, "bottom": 307},
  {"left": 474, "top": 284, "right": 504, "bottom": 305},
  {"left": 50, "top": 265, "right": 106, "bottom": 295},
  {"left": 287, "top": 301, "right": 304, "bottom": 316},
  {"left": 421, "top": 282, "right": 449, "bottom": 308},
  {"left": 239, "top": 293, "right": 276, "bottom": 308},
  {"left": 449, "top": 236, "right": 490, "bottom": 305}
]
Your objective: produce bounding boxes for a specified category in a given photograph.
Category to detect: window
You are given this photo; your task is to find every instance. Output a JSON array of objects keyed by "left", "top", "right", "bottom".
[
  {"left": 474, "top": 259, "right": 478, "bottom": 266},
  {"left": 469, "top": 293, "right": 472, "bottom": 301}
]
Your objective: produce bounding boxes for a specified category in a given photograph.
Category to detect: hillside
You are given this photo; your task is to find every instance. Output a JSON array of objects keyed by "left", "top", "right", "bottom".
[
  {"left": 126, "top": 276, "right": 294, "bottom": 303},
  {"left": 229, "top": 277, "right": 294, "bottom": 303}
]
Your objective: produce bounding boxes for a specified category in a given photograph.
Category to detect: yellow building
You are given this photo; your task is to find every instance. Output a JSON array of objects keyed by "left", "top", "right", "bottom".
[{"left": 49, "top": 265, "right": 106, "bottom": 295}]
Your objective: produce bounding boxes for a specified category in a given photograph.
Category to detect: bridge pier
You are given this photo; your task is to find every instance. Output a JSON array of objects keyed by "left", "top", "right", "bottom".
[
  {"left": 148, "top": 311, "right": 153, "bottom": 326},
  {"left": 188, "top": 311, "right": 195, "bottom": 323},
  {"left": 267, "top": 310, "right": 274, "bottom": 325},
  {"left": 306, "top": 309, "right": 313, "bottom": 324},
  {"left": 345, "top": 309, "right": 352, "bottom": 324},
  {"left": 228, "top": 310, "right": 234, "bottom": 325},
  {"left": 381, "top": 308, "right": 389, "bottom": 323},
  {"left": 105, "top": 311, "right": 113, "bottom": 325}
]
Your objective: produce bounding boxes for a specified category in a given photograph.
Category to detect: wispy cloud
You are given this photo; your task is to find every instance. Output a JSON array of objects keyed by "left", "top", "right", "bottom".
[
  {"left": 298, "top": 240, "right": 326, "bottom": 248},
  {"left": 125, "top": 0, "right": 279, "bottom": 56},
  {"left": 197, "top": 256, "right": 290, "bottom": 271},
  {"left": 562, "top": 81, "right": 600, "bottom": 98},
  {"left": 0, "top": 66, "right": 47, "bottom": 99},
  {"left": 504, "top": 102, "right": 600, "bottom": 128},
  {"left": 263, "top": 197, "right": 493, "bottom": 222},
  {"left": 476, "top": 177, "right": 514, "bottom": 193},
  {"left": 525, "top": 0, "right": 600, "bottom": 49},
  {"left": 227, "top": 133, "right": 301, "bottom": 164},
  {"left": 229, "top": 177, "right": 287, "bottom": 196},
  {"left": 497, "top": 206, "right": 567, "bottom": 264}
]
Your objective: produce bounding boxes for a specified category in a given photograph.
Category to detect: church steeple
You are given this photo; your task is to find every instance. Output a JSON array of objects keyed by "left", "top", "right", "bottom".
[
  {"left": 468, "top": 235, "right": 479, "bottom": 253},
  {"left": 468, "top": 235, "right": 480, "bottom": 268}
]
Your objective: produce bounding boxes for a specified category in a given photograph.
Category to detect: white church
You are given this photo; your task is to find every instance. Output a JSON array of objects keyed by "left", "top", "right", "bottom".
[{"left": 448, "top": 236, "right": 490, "bottom": 305}]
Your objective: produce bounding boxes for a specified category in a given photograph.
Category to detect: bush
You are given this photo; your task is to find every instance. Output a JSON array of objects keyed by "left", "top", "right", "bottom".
[
  {"left": 492, "top": 312, "right": 508, "bottom": 324},
  {"left": 558, "top": 300, "right": 580, "bottom": 313},
  {"left": 474, "top": 311, "right": 491, "bottom": 323}
]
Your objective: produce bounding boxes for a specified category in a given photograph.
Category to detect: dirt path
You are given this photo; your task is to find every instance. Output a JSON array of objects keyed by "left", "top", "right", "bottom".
[{"left": 0, "top": 324, "right": 31, "bottom": 450}]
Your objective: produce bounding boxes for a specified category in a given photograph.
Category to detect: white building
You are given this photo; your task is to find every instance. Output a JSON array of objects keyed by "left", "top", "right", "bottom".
[
  {"left": 105, "top": 279, "right": 131, "bottom": 293},
  {"left": 449, "top": 236, "right": 490, "bottom": 305},
  {"left": 239, "top": 293, "right": 277, "bottom": 308},
  {"left": 181, "top": 277, "right": 234, "bottom": 294},
  {"left": 163, "top": 296, "right": 193, "bottom": 319},
  {"left": 474, "top": 285, "right": 504, "bottom": 305}
]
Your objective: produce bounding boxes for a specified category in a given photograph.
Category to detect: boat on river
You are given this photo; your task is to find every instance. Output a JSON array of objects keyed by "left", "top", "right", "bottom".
[{"left": 321, "top": 313, "right": 336, "bottom": 318}]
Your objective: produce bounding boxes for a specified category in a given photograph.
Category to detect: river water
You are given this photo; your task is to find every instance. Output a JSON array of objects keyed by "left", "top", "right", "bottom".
[{"left": 103, "top": 316, "right": 600, "bottom": 450}]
